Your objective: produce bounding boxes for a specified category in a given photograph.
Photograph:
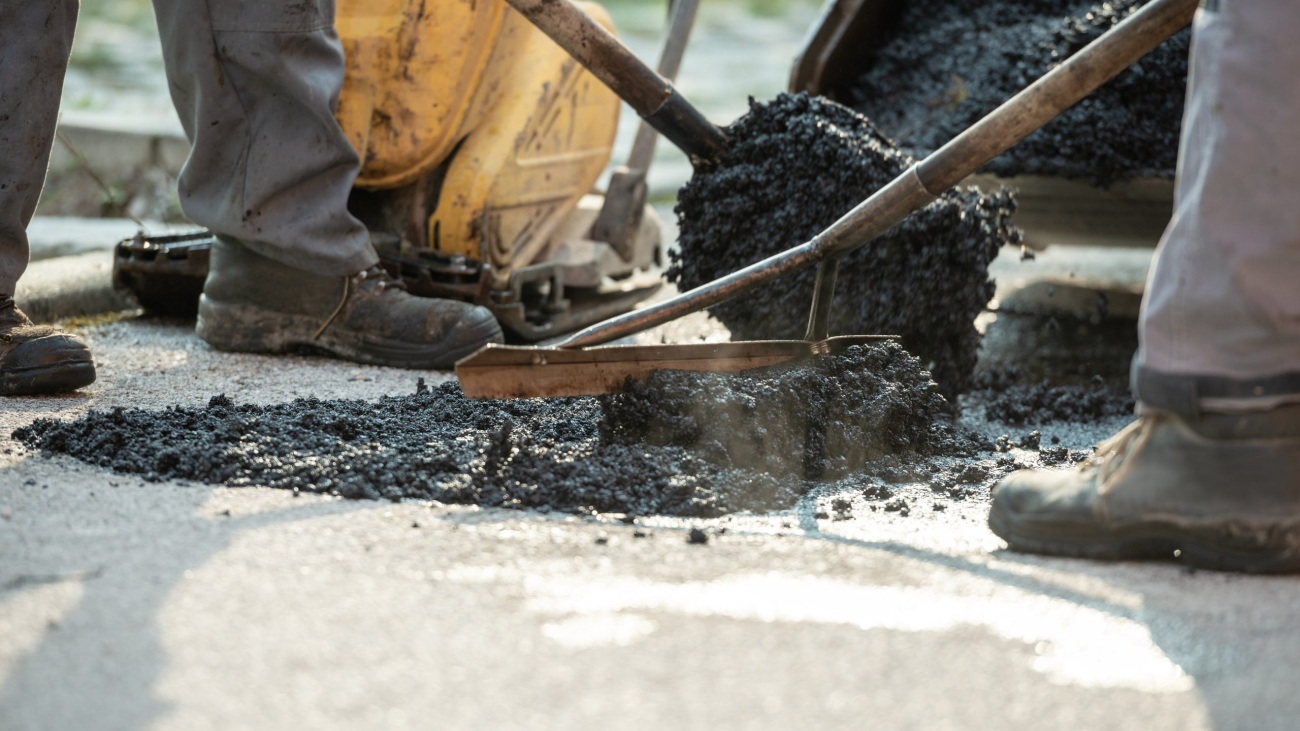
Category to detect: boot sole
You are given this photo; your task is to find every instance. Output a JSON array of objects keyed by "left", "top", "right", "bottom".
[
  {"left": 0, "top": 359, "right": 96, "bottom": 397},
  {"left": 988, "top": 500, "right": 1300, "bottom": 574},
  {"left": 196, "top": 296, "right": 500, "bottom": 370}
]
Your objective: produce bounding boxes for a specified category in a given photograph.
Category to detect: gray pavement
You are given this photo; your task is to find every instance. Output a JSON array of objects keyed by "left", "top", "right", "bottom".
[{"left": 2, "top": 243, "right": 1299, "bottom": 731}]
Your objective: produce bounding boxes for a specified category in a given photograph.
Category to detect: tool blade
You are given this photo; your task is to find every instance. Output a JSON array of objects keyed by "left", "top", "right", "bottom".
[{"left": 455, "top": 335, "right": 894, "bottom": 399}]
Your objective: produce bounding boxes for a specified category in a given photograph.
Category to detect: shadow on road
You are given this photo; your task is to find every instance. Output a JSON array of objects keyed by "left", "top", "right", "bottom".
[
  {"left": 0, "top": 470, "right": 378, "bottom": 730},
  {"left": 790, "top": 493, "right": 1300, "bottom": 728}
]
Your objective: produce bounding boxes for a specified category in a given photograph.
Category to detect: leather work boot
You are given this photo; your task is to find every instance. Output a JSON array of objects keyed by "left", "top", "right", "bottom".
[
  {"left": 0, "top": 299, "right": 96, "bottom": 396},
  {"left": 989, "top": 404, "right": 1300, "bottom": 573},
  {"left": 196, "top": 238, "right": 503, "bottom": 368}
]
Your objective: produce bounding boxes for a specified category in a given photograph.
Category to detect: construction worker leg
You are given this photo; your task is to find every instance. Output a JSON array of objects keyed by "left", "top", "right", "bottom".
[
  {"left": 989, "top": 0, "right": 1300, "bottom": 572},
  {"left": 0, "top": 0, "right": 98, "bottom": 396},
  {"left": 150, "top": 0, "right": 377, "bottom": 277},
  {"left": 1134, "top": 0, "right": 1300, "bottom": 416},
  {"left": 0, "top": 0, "right": 79, "bottom": 295}
]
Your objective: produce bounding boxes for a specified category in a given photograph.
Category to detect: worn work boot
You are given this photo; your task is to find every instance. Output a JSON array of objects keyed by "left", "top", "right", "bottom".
[
  {"left": 989, "top": 405, "right": 1300, "bottom": 573},
  {"left": 0, "top": 299, "right": 96, "bottom": 396},
  {"left": 196, "top": 238, "right": 503, "bottom": 368}
]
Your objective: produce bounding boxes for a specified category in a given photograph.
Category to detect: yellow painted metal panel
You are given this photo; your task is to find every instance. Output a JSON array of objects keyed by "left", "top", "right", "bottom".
[
  {"left": 334, "top": 0, "right": 621, "bottom": 294},
  {"left": 430, "top": 3, "right": 620, "bottom": 283},
  {"left": 335, "top": 0, "right": 517, "bottom": 189}
]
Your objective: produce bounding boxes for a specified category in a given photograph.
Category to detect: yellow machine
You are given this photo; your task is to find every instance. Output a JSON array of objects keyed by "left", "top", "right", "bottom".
[{"left": 333, "top": 0, "right": 664, "bottom": 339}]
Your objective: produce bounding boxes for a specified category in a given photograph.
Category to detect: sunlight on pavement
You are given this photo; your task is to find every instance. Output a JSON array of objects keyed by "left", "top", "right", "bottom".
[
  {"left": 524, "top": 572, "right": 1194, "bottom": 694},
  {"left": 0, "top": 580, "right": 87, "bottom": 686}
]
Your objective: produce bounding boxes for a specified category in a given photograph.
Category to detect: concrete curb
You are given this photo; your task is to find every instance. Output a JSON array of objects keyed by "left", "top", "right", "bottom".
[
  {"left": 15, "top": 250, "right": 136, "bottom": 324},
  {"left": 50, "top": 113, "right": 189, "bottom": 181},
  {"left": 26, "top": 216, "right": 182, "bottom": 262}
]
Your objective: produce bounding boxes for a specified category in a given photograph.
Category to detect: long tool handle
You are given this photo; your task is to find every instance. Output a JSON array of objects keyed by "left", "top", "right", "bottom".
[
  {"left": 627, "top": 0, "right": 701, "bottom": 172},
  {"left": 504, "top": 0, "right": 728, "bottom": 163},
  {"left": 556, "top": 0, "right": 1197, "bottom": 349}
]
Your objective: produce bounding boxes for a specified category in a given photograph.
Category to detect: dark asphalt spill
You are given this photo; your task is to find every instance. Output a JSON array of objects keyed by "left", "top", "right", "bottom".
[
  {"left": 670, "top": 93, "right": 1018, "bottom": 397},
  {"left": 848, "top": 0, "right": 1190, "bottom": 186},
  {"left": 16, "top": 342, "right": 998, "bottom": 518},
  {"left": 972, "top": 369, "right": 1135, "bottom": 424}
]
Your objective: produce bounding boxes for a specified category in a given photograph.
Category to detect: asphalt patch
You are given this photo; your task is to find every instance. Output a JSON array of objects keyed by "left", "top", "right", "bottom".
[
  {"left": 670, "top": 93, "right": 1018, "bottom": 398},
  {"left": 848, "top": 0, "right": 1190, "bottom": 186},
  {"left": 14, "top": 343, "right": 987, "bottom": 517},
  {"left": 602, "top": 340, "right": 978, "bottom": 479}
]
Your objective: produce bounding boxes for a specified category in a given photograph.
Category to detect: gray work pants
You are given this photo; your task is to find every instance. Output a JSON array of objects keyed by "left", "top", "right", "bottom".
[
  {"left": 0, "top": 0, "right": 376, "bottom": 298},
  {"left": 1135, "top": 0, "right": 1300, "bottom": 416},
  {"left": 149, "top": 0, "right": 376, "bottom": 277},
  {"left": 0, "top": 0, "right": 79, "bottom": 295}
]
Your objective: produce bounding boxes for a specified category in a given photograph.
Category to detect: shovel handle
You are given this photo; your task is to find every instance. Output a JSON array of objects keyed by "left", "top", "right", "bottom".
[
  {"left": 557, "top": 0, "right": 1198, "bottom": 349},
  {"left": 505, "top": 0, "right": 728, "bottom": 163}
]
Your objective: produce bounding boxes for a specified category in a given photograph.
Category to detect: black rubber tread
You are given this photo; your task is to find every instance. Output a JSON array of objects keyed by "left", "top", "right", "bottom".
[
  {"left": 0, "top": 360, "right": 96, "bottom": 397},
  {"left": 989, "top": 500, "right": 1300, "bottom": 575},
  {"left": 197, "top": 296, "right": 502, "bottom": 370},
  {"left": 310, "top": 314, "right": 502, "bottom": 369}
]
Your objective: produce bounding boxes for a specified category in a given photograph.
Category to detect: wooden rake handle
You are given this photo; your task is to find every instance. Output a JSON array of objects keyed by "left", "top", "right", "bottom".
[{"left": 504, "top": 0, "right": 729, "bottom": 164}]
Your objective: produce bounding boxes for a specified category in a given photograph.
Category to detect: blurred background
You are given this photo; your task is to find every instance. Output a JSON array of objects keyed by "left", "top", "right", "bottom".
[{"left": 49, "top": 0, "right": 823, "bottom": 222}]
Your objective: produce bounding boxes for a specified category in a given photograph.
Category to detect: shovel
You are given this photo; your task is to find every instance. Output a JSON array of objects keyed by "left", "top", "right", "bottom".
[
  {"left": 460, "top": 0, "right": 1198, "bottom": 399},
  {"left": 503, "top": 0, "right": 728, "bottom": 164}
]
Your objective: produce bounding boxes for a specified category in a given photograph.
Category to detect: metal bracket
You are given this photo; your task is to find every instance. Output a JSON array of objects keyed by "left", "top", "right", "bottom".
[{"left": 803, "top": 256, "right": 841, "bottom": 341}]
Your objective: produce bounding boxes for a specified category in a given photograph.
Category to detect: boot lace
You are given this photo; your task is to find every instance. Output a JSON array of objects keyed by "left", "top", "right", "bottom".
[
  {"left": 314, "top": 266, "right": 408, "bottom": 339},
  {"left": 351, "top": 266, "right": 407, "bottom": 295},
  {"left": 1077, "top": 413, "right": 1161, "bottom": 485}
]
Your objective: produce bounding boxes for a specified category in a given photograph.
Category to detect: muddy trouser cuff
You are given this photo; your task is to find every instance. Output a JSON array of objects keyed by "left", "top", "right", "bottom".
[
  {"left": 151, "top": 0, "right": 377, "bottom": 278},
  {"left": 1136, "top": 0, "right": 1300, "bottom": 412},
  {"left": 232, "top": 236, "right": 379, "bottom": 279},
  {"left": 1133, "top": 360, "right": 1300, "bottom": 418},
  {"left": 0, "top": 1, "right": 79, "bottom": 295}
]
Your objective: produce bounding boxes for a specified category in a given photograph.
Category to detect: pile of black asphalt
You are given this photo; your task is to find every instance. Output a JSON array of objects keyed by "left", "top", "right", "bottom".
[
  {"left": 978, "top": 378, "right": 1136, "bottom": 424},
  {"left": 21, "top": 77, "right": 1158, "bottom": 515},
  {"left": 670, "top": 93, "right": 1019, "bottom": 398},
  {"left": 848, "top": 0, "right": 1190, "bottom": 186},
  {"left": 16, "top": 342, "right": 990, "bottom": 518},
  {"left": 600, "top": 340, "right": 981, "bottom": 479}
]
